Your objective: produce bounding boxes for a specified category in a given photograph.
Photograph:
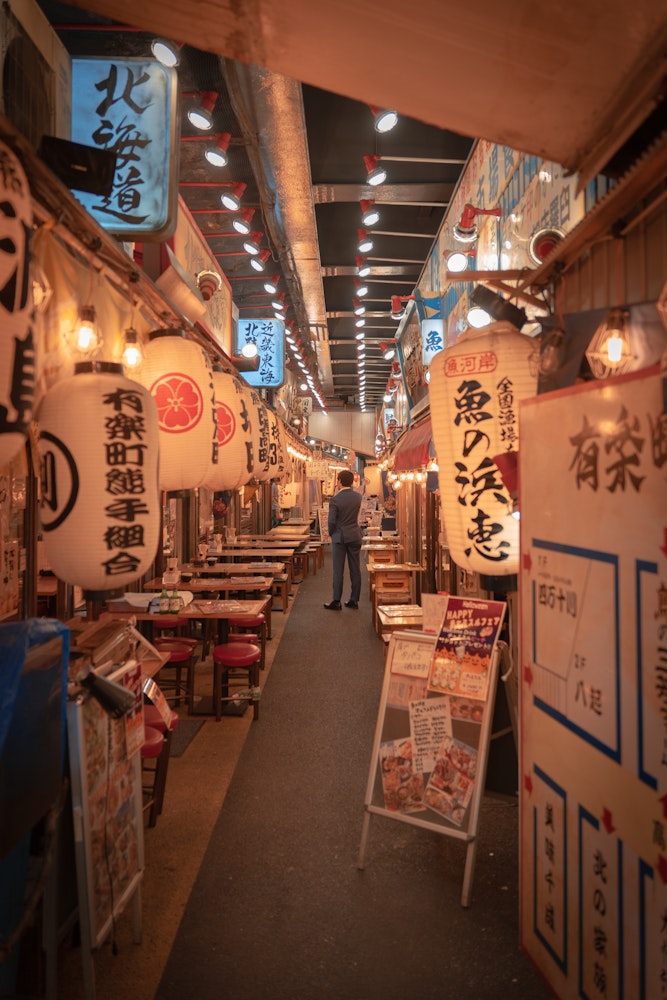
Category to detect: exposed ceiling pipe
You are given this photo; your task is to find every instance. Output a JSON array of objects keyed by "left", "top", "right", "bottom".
[{"left": 221, "top": 58, "right": 334, "bottom": 395}]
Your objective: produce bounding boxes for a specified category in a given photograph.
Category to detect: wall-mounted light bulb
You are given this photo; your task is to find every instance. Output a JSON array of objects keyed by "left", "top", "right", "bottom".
[
  {"left": 72, "top": 304, "right": 101, "bottom": 354},
  {"left": 121, "top": 328, "right": 143, "bottom": 369}
]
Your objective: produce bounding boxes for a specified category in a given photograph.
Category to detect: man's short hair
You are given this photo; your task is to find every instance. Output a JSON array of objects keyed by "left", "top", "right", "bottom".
[{"left": 338, "top": 470, "right": 354, "bottom": 487}]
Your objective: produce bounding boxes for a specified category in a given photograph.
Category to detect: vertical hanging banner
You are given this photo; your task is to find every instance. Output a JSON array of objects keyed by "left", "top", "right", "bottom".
[
  {"left": 235, "top": 317, "right": 285, "bottom": 388},
  {"left": 519, "top": 367, "right": 667, "bottom": 998},
  {"left": 71, "top": 57, "right": 179, "bottom": 240},
  {"left": 204, "top": 370, "right": 253, "bottom": 491},
  {"left": 0, "top": 140, "right": 35, "bottom": 467}
]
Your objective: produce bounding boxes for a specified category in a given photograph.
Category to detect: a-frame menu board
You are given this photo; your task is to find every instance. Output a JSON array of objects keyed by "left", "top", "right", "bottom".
[{"left": 359, "top": 596, "right": 507, "bottom": 906}]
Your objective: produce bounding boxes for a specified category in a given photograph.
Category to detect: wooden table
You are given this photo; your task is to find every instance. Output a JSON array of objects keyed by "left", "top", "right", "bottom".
[
  {"left": 376, "top": 604, "right": 424, "bottom": 636},
  {"left": 143, "top": 576, "right": 274, "bottom": 637},
  {"left": 206, "top": 548, "right": 295, "bottom": 560},
  {"left": 181, "top": 561, "right": 285, "bottom": 576},
  {"left": 368, "top": 562, "right": 423, "bottom": 611}
]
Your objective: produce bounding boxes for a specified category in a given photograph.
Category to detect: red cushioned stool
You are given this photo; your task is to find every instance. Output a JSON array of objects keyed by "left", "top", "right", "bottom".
[
  {"left": 227, "top": 612, "right": 266, "bottom": 670},
  {"left": 151, "top": 615, "right": 189, "bottom": 641},
  {"left": 153, "top": 638, "right": 198, "bottom": 713},
  {"left": 212, "top": 642, "right": 261, "bottom": 722},
  {"left": 141, "top": 724, "right": 167, "bottom": 827}
]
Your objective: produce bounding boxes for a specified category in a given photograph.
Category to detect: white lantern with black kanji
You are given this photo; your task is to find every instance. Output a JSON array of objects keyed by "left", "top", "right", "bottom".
[
  {"left": 238, "top": 384, "right": 271, "bottom": 482},
  {"left": 37, "top": 362, "right": 160, "bottom": 598},
  {"left": 204, "top": 369, "right": 253, "bottom": 490},
  {"left": 0, "top": 140, "right": 35, "bottom": 467},
  {"left": 429, "top": 322, "right": 537, "bottom": 577},
  {"left": 137, "top": 329, "right": 217, "bottom": 491}
]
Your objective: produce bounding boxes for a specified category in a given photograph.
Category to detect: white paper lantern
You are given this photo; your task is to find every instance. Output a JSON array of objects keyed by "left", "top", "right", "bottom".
[
  {"left": 0, "top": 140, "right": 35, "bottom": 467},
  {"left": 429, "top": 322, "right": 538, "bottom": 576},
  {"left": 137, "top": 329, "right": 217, "bottom": 491},
  {"left": 204, "top": 369, "right": 253, "bottom": 490},
  {"left": 265, "top": 407, "right": 288, "bottom": 481},
  {"left": 37, "top": 362, "right": 160, "bottom": 597},
  {"left": 238, "top": 384, "right": 272, "bottom": 482}
]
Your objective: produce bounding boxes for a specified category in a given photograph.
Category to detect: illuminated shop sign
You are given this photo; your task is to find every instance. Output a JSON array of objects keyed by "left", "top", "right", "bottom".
[
  {"left": 71, "top": 57, "right": 179, "bottom": 240},
  {"left": 236, "top": 318, "right": 285, "bottom": 388}
]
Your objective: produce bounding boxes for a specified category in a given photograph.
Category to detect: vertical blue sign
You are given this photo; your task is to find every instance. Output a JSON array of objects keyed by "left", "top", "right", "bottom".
[{"left": 236, "top": 318, "right": 285, "bottom": 388}]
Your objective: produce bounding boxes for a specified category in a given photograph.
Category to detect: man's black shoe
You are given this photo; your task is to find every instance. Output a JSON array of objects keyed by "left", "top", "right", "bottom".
[
  {"left": 344, "top": 600, "right": 359, "bottom": 609},
  {"left": 323, "top": 600, "right": 342, "bottom": 610}
]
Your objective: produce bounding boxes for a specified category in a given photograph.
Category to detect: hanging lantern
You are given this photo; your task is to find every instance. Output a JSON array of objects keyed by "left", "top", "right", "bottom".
[
  {"left": 429, "top": 322, "right": 537, "bottom": 576},
  {"left": 277, "top": 417, "right": 292, "bottom": 480},
  {"left": 204, "top": 368, "right": 254, "bottom": 491},
  {"left": 136, "top": 329, "right": 217, "bottom": 491},
  {"left": 0, "top": 140, "right": 35, "bottom": 468},
  {"left": 37, "top": 362, "right": 160, "bottom": 598},
  {"left": 237, "top": 384, "right": 271, "bottom": 482}
]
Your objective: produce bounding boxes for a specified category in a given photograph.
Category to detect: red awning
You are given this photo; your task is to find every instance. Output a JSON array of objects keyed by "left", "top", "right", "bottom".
[{"left": 391, "top": 418, "right": 433, "bottom": 472}]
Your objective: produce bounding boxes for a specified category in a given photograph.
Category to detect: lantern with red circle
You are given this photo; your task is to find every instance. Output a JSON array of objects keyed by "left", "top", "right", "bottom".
[
  {"left": 429, "top": 322, "right": 537, "bottom": 577},
  {"left": 0, "top": 140, "right": 35, "bottom": 467},
  {"left": 204, "top": 369, "right": 254, "bottom": 490},
  {"left": 37, "top": 362, "right": 160, "bottom": 597},
  {"left": 137, "top": 329, "right": 217, "bottom": 491}
]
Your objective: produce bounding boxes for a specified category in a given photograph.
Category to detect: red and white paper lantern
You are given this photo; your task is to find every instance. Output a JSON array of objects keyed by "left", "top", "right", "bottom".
[
  {"left": 37, "top": 362, "right": 160, "bottom": 597},
  {"left": 238, "top": 384, "right": 272, "bottom": 482},
  {"left": 204, "top": 369, "right": 254, "bottom": 490},
  {"left": 429, "top": 322, "right": 537, "bottom": 576},
  {"left": 137, "top": 329, "right": 217, "bottom": 491},
  {"left": 0, "top": 140, "right": 35, "bottom": 467}
]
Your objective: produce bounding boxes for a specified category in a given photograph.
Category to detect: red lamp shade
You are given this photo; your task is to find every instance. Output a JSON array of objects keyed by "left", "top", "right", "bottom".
[
  {"left": 0, "top": 139, "right": 34, "bottom": 467},
  {"left": 204, "top": 370, "right": 254, "bottom": 491},
  {"left": 429, "top": 321, "right": 537, "bottom": 576},
  {"left": 37, "top": 362, "right": 160, "bottom": 598},
  {"left": 137, "top": 329, "right": 217, "bottom": 491}
]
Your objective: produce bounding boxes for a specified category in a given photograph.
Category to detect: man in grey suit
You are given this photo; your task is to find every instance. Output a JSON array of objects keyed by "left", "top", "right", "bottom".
[{"left": 324, "top": 470, "right": 362, "bottom": 610}]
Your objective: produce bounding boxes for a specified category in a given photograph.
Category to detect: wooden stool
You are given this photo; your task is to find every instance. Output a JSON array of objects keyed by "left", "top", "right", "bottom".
[
  {"left": 153, "top": 638, "right": 198, "bottom": 713},
  {"left": 272, "top": 573, "right": 290, "bottom": 612},
  {"left": 212, "top": 642, "right": 261, "bottom": 722},
  {"left": 227, "top": 612, "right": 266, "bottom": 670}
]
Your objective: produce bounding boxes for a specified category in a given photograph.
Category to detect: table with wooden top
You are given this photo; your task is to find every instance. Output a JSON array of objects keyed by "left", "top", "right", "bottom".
[
  {"left": 368, "top": 562, "right": 423, "bottom": 606},
  {"left": 376, "top": 604, "right": 424, "bottom": 636},
  {"left": 181, "top": 561, "right": 285, "bottom": 577},
  {"left": 105, "top": 597, "right": 268, "bottom": 644},
  {"left": 143, "top": 576, "right": 275, "bottom": 637}
]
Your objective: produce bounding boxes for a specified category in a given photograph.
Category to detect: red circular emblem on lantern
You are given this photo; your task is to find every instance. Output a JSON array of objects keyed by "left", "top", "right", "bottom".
[
  {"left": 151, "top": 373, "right": 203, "bottom": 433},
  {"left": 216, "top": 401, "right": 236, "bottom": 446}
]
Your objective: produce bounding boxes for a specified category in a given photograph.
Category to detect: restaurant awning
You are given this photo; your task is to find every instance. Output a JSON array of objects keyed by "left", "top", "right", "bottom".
[{"left": 391, "top": 419, "right": 433, "bottom": 472}]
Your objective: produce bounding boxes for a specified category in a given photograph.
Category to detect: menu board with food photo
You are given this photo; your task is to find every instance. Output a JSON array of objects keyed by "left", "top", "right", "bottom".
[
  {"left": 429, "top": 596, "right": 506, "bottom": 702},
  {"left": 67, "top": 662, "right": 144, "bottom": 951},
  {"left": 360, "top": 606, "right": 507, "bottom": 906}
]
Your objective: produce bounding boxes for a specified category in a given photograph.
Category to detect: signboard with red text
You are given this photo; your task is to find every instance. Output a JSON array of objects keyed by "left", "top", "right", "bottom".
[{"left": 519, "top": 367, "right": 666, "bottom": 998}]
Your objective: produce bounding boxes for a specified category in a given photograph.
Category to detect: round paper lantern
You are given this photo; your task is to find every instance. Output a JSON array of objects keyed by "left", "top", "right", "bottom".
[
  {"left": 37, "top": 362, "right": 160, "bottom": 598},
  {"left": 0, "top": 140, "right": 35, "bottom": 467},
  {"left": 238, "top": 384, "right": 272, "bottom": 482},
  {"left": 136, "top": 329, "right": 217, "bottom": 491},
  {"left": 204, "top": 369, "right": 254, "bottom": 490},
  {"left": 265, "top": 407, "right": 288, "bottom": 481},
  {"left": 429, "top": 322, "right": 537, "bottom": 576}
]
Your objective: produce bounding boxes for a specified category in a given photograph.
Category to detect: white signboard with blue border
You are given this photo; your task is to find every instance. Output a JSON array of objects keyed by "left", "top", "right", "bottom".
[
  {"left": 236, "top": 318, "right": 285, "bottom": 388},
  {"left": 71, "top": 57, "right": 179, "bottom": 240},
  {"left": 519, "top": 367, "right": 667, "bottom": 999}
]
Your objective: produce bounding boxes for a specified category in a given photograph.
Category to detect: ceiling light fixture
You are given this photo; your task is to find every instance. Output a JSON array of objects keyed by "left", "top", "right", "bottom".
[
  {"left": 187, "top": 91, "right": 218, "bottom": 131},
  {"left": 271, "top": 293, "right": 286, "bottom": 311},
  {"left": 242, "top": 231, "right": 264, "bottom": 255},
  {"left": 232, "top": 208, "right": 255, "bottom": 235},
  {"left": 369, "top": 105, "right": 398, "bottom": 133},
  {"left": 469, "top": 285, "right": 527, "bottom": 328},
  {"left": 196, "top": 268, "right": 223, "bottom": 300},
  {"left": 528, "top": 227, "right": 565, "bottom": 266},
  {"left": 356, "top": 256, "right": 371, "bottom": 278},
  {"left": 250, "top": 249, "right": 271, "bottom": 272},
  {"left": 352, "top": 298, "right": 366, "bottom": 316},
  {"left": 452, "top": 203, "right": 502, "bottom": 243},
  {"left": 360, "top": 199, "right": 380, "bottom": 227},
  {"left": 355, "top": 329, "right": 366, "bottom": 340},
  {"left": 354, "top": 278, "right": 369, "bottom": 297},
  {"left": 390, "top": 294, "right": 415, "bottom": 321},
  {"left": 445, "top": 249, "right": 475, "bottom": 273},
  {"left": 220, "top": 182, "right": 246, "bottom": 211},
  {"left": 263, "top": 275, "right": 280, "bottom": 295},
  {"left": 240, "top": 341, "right": 259, "bottom": 359},
  {"left": 204, "top": 132, "right": 231, "bottom": 167},
  {"left": 151, "top": 38, "right": 181, "bottom": 68},
  {"left": 363, "top": 154, "right": 387, "bottom": 186},
  {"left": 355, "top": 317, "right": 366, "bottom": 328},
  {"left": 357, "top": 228, "right": 374, "bottom": 254},
  {"left": 379, "top": 340, "right": 397, "bottom": 360}
]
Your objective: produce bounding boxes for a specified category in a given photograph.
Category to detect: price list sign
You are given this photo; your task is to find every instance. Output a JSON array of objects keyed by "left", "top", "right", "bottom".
[{"left": 519, "top": 367, "right": 667, "bottom": 998}]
